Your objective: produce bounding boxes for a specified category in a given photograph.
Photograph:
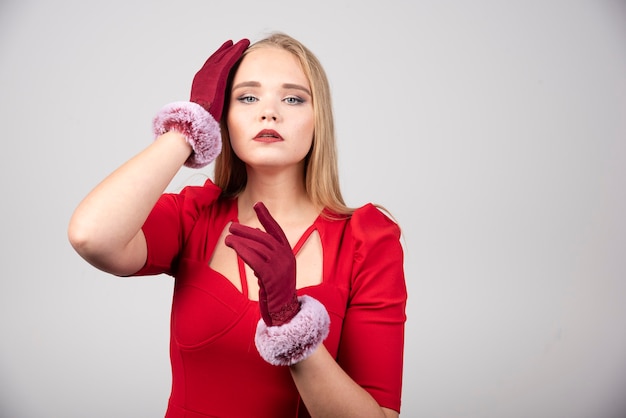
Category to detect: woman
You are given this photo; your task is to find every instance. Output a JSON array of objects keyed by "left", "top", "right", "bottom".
[{"left": 68, "top": 33, "right": 407, "bottom": 417}]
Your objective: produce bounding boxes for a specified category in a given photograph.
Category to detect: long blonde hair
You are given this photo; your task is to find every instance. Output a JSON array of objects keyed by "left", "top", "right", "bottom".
[{"left": 214, "top": 33, "right": 353, "bottom": 217}]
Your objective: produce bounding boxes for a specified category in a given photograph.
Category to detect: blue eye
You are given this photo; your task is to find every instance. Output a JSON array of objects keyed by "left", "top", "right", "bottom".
[
  {"left": 237, "top": 95, "right": 257, "bottom": 104},
  {"left": 284, "top": 96, "right": 304, "bottom": 105}
]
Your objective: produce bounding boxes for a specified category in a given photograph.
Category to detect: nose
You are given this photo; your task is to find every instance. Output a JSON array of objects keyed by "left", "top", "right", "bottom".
[{"left": 260, "top": 105, "right": 279, "bottom": 122}]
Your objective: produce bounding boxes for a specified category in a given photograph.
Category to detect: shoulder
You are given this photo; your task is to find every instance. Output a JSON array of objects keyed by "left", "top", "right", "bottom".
[
  {"left": 162, "top": 178, "right": 222, "bottom": 212},
  {"left": 150, "top": 178, "right": 223, "bottom": 226},
  {"left": 349, "top": 203, "right": 401, "bottom": 240},
  {"left": 341, "top": 203, "right": 403, "bottom": 264},
  {"left": 343, "top": 204, "right": 406, "bottom": 302},
  {"left": 176, "top": 178, "right": 222, "bottom": 204}
]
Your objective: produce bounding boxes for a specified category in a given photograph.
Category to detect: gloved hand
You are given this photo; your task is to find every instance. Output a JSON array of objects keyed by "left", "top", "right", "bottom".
[
  {"left": 225, "top": 202, "right": 330, "bottom": 366},
  {"left": 153, "top": 38, "right": 250, "bottom": 168},
  {"left": 225, "top": 202, "right": 301, "bottom": 326},
  {"left": 190, "top": 39, "right": 250, "bottom": 122}
]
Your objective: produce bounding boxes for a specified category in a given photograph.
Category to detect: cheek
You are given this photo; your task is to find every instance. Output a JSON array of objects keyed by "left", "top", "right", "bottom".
[
  {"left": 226, "top": 116, "right": 246, "bottom": 157},
  {"left": 226, "top": 110, "right": 245, "bottom": 140},
  {"left": 226, "top": 109, "right": 239, "bottom": 136},
  {"left": 300, "top": 115, "right": 315, "bottom": 146}
]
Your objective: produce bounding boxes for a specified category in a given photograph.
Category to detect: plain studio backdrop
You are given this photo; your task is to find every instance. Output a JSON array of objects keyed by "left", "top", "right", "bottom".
[{"left": 1, "top": 1, "right": 625, "bottom": 417}]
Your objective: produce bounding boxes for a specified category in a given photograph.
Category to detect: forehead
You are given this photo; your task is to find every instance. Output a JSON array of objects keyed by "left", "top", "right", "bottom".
[{"left": 234, "top": 46, "right": 309, "bottom": 85}]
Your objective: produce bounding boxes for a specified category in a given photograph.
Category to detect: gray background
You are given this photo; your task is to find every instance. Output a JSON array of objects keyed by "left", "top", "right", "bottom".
[{"left": 1, "top": 0, "right": 626, "bottom": 417}]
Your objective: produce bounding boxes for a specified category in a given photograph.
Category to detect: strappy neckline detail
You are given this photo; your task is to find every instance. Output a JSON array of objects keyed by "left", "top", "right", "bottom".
[{"left": 236, "top": 221, "right": 319, "bottom": 299}]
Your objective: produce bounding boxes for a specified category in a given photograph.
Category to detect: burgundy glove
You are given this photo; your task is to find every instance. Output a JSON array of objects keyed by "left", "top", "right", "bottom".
[
  {"left": 225, "top": 202, "right": 330, "bottom": 366},
  {"left": 153, "top": 39, "right": 249, "bottom": 168},
  {"left": 190, "top": 39, "right": 250, "bottom": 121},
  {"left": 225, "top": 202, "right": 300, "bottom": 326}
]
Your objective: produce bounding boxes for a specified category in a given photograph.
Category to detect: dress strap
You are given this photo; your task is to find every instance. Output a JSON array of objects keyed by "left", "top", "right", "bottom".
[
  {"left": 293, "top": 224, "right": 317, "bottom": 255},
  {"left": 237, "top": 256, "right": 249, "bottom": 299}
]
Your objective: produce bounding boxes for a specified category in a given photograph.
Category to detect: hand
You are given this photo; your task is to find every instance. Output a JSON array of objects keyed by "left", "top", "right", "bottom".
[
  {"left": 225, "top": 202, "right": 301, "bottom": 326},
  {"left": 190, "top": 38, "right": 250, "bottom": 121},
  {"left": 153, "top": 38, "right": 249, "bottom": 168},
  {"left": 227, "top": 204, "right": 329, "bottom": 366}
]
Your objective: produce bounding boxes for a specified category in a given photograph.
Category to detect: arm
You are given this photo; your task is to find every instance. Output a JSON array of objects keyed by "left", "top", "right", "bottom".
[
  {"left": 68, "top": 38, "right": 249, "bottom": 276},
  {"left": 68, "top": 131, "right": 192, "bottom": 276},
  {"left": 289, "top": 207, "right": 406, "bottom": 417},
  {"left": 290, "top": 346, "right": 398, "bottom": 418}
]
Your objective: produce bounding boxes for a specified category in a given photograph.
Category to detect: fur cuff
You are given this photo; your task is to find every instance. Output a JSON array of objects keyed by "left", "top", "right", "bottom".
[
  {"left": 152, "top": 101, "right": 222, "bottom": 168},
  {"left": 255, "top": 295, "right": 330, "bottom": 366}
]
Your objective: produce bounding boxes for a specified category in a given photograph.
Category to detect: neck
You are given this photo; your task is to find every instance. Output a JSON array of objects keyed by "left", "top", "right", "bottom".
[{"left": 237, "top": 166, "right": 318, "bottom": 225}]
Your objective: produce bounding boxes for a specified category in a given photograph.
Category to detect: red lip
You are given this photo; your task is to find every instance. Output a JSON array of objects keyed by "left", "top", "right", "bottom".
[{"left": 254, "top": 129, "right": 283, "bottom": 143}]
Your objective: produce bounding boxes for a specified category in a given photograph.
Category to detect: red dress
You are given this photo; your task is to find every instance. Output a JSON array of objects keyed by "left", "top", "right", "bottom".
[{"left": 134, "top": 179, "right": 407, "bottom": 417}]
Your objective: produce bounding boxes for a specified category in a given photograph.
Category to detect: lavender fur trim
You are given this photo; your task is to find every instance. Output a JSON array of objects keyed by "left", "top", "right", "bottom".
[
  {"left": 152, "top": 101, "right": 221, "bottom": 168},
  {"left": 255, "top": 295, "right": 330, "bottom": 366}
]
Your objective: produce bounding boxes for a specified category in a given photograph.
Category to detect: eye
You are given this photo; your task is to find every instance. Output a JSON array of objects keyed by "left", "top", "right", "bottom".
[
  {"left": 237, "top": 95, "right": 258, "bottom": 104},
  {"left": 283, "top": 96, "right": 305, "bottom": 105}
]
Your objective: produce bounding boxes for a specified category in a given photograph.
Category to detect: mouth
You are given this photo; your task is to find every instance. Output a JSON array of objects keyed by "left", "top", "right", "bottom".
[{"left": 254, "top": 129, "right": 283, "bottom": 143}]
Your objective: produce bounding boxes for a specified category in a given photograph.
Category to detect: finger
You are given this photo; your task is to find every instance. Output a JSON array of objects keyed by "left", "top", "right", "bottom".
[
  {"left": 211, "top": 39, "right": 234, "bottom": 63},
  {"left": 228, "top": 222, "right": 276, "bottom": 250},
  {"left": 209, "top": 39, "right": 249, "bottom": 115},
  {"left": 198, "top": 40, "right": 233, "bottom": 68},
  {"left": 224, "top": 234, "right": 271, "bottom": 267},
  {"left": 225, "top": 39, "right": 250, "bottom": 64},
  {"left": 253, "top": 202, "right": 290, "bottom": 246}
]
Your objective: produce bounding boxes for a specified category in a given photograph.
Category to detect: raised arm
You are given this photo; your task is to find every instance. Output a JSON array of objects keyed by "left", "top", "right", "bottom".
[
  {"left": 67, "top": 131, "right": 193, "bottom": 276},
  {"left": 68, "top": 39, "right": 250, "bottom": 276}
]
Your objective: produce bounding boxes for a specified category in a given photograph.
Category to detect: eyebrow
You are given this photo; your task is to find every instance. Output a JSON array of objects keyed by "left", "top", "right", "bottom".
[
  {"left": 283, "top": 83, "right": 312, "bottom": 96},
  {"left": 232, "top": 81, "right": 312, "bottom": 96}
]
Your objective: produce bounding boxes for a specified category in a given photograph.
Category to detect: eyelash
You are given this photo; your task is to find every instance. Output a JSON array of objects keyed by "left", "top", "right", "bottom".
[
  {"left": 284, "top": 96, "right": 305, "bottom": 105},
  {"left": 237, "top": 95, "right": 258, "bottom": 104},
  {"left": 236, "top": 95, "right": 306, "bottom": 105}
]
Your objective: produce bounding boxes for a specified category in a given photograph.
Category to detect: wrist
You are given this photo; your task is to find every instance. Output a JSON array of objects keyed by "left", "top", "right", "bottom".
[
  {"left": 266, "top": 293, "right": 301, "bottom": 326},
  {"left": 255, "top": 295, "right": 330, "bottom": 366},
  {"left": 155, "top": 130, "right": 193, "bottom": 159},
  {"left": 152, "top": 101, "right": 222, "bottom": 168}
]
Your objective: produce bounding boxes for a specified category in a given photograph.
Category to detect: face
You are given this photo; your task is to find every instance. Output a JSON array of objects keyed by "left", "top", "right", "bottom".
[{"left": 226, "top": 47, "right": 314, "bottom": 172}]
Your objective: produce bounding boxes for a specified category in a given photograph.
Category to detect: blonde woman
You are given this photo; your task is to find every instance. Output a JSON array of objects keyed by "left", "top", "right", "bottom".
[{"left": 68, "top": 33, "right": 407, "bottom": 417}]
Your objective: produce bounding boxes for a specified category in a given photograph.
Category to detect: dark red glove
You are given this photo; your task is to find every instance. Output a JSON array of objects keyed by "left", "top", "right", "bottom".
[
  {"left": 190, "top": 38, "right": 250, "bottom": 121},
  {"left": 226, "top": 203, "right": 329, "bottom": 366},
  {"left": 153, "top": 38, "right": 249, "bottom": 168},
  {"left": 225, "top": 202, "right": 301, "bottom": 326}
]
